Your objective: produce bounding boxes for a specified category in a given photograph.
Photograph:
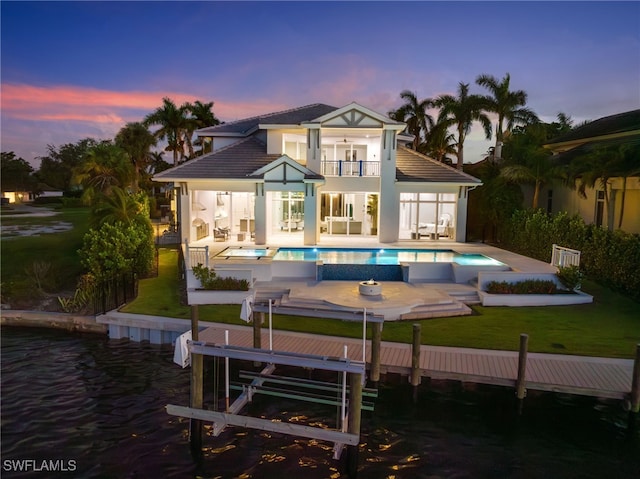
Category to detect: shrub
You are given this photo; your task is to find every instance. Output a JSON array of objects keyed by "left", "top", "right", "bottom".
[
  {"left": 498, "top": 209, "right": 640, "bottom": 302},
  {"left": 556, "top": 265, "right": 584, "bottom": 291},
  {"left": 192, "top": 264, "right": 250, "bottom": 291},
  {"left": 486, "top": 279, "right": 557, "bottom": 294}
]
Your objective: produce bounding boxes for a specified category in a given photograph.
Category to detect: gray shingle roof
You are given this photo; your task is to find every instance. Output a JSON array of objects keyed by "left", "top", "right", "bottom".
[
  {"left": 396, "top": 147, "right": 481, "bottom": 184},
  {"left": 153, "top": 137, "right": 281, "bottom": 180},
  {"left": 197, "top": 103, "right": 339, "bottom": 135},
  {"left": 546, "top": 109, "right": 640, "bottom": 145}
]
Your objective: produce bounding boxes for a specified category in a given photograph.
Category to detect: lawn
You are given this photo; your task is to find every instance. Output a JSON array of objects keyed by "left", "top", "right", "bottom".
[
  {"left": 1, "top": 206, "right": 90, "bottom": 291},
  {"left": 122, "top": 248, "right": 640, "bottom": 359}
]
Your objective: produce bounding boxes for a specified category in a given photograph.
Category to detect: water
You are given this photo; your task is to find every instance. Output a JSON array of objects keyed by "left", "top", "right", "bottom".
[
  {"left": 218, "top": 247, "right": 505, "bottom": 266},
  {"left": 2, "top": 327, "right": 638, "bottom": 478}
]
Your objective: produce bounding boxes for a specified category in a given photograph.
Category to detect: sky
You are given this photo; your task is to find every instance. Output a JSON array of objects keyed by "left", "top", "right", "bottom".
[{"left": 2, "top": 1, "right": 639, "bottom": 169}]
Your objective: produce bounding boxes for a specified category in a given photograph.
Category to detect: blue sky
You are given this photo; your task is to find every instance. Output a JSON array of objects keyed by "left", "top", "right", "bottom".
[{"left": 2, "top": 1, "right": 639, "bottom": 167}]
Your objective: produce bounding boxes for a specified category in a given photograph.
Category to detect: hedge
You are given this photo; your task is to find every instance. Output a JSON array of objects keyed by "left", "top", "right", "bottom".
[{"left": 498, "top": 209, "right": 640, "bottom": 302}]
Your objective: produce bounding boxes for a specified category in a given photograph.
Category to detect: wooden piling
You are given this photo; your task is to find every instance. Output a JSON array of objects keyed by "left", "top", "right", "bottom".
[
  {"left": 630, "top": 344, "right": 640, "bottom": 414},
  {"left": 410, "top": 323, "right": 421, "bottom": 403},
  {"left": 190, "top": 305, "right": 203, "bottom": 453},
  {"left": 346, "top": 372, "right": 363, "bottom": 478},
  {"left": 515, "top": 333, "right": 529, "bottom": 415},
  {"left": 370, "top": 321, "right": 381, "bottom": 383},
  {"left": 253, "top": 312, "right": 263, "bottom": 367}
]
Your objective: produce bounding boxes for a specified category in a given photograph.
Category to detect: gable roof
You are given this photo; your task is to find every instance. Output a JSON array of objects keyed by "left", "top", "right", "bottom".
[
  {"left": 248, "top": 155, "right": 324, "bottom": 181},
  {"left": 545, "top": 109, "right": 640, "bottom": 147},
  {"left": 153, "top": 136, "right": 281, "bottom": 181},
  {"left": 196, "top": 103, "right": 339, "bottom": 136},
  {"left": 396, "top": 147, "right": 482, "bottom": 184}
]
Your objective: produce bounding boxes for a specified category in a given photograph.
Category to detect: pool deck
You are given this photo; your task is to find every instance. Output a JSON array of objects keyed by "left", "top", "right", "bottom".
[{"left": 189, "top": 238, "right": 560, "bottom": 319}]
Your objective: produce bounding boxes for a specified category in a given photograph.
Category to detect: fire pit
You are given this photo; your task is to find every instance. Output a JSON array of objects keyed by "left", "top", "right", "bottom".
[{"left": 359, "top": 279, "right": 382, "bottom": 296}]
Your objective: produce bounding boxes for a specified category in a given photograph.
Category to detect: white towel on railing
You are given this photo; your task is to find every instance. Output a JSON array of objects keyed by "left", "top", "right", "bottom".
[
  {"left": 173, "top": 330, "right": 192, "bottom": 368},
  {"left": 240, "top": 296, "right": 253, "bottom": 322}
]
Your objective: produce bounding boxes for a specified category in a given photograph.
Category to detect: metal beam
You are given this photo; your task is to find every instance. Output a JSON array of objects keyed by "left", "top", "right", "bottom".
[
  {"left": 188, "top": 342, "right": 366, "bottom": 374},
  {"left": 166, "top": 404, "right": 360, "bottom": 446}
]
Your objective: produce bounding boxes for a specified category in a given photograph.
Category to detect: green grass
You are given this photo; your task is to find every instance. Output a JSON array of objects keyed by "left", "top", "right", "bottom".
[
  {"left": 123, "top": 249, "right": 640, "bottom": 358},
  {"left": 1, "top": 207, "right": 91, "bottom": 290}
]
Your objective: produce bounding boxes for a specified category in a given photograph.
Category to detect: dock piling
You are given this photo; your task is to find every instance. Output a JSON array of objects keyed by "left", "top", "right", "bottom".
[
  {"left": 516, "top": 333, "right": 529, "bottom": 415},
  {"left": 190, "top": 305, "right": 203, "bottom": 453},
  {"left": 630, "top": 344, "right": 640, "bottom": 414},
  {"left": 410, "top": 323, "right": 421, "bottom": 403},
  {"left": 370, "top": 322, "right": 381, "bottom": 383},
  {"left": 346, "top": 372, "right": 363, "bottom": 478}
]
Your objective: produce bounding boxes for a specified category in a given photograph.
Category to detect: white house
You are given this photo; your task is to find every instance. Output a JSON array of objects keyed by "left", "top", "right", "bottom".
[{"left": 153, "top": 102, "right": 481, "bottom": 245}]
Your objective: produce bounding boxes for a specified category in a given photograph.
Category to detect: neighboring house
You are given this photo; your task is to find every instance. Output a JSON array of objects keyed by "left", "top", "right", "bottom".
[
  {"left": 153, "top": 102, "right": 481, "bottom": 245},
  {"left": 543, "top": 109, "right": 640, "bottom": 234},
  {"left": 2, "top": 191, "right": 34, "bottom": 203}
]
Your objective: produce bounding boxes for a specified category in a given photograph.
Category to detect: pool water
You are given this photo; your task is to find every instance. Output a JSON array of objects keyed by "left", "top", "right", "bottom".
[{"left": 217, "top": 247, "right": 504, "bottom": 266}]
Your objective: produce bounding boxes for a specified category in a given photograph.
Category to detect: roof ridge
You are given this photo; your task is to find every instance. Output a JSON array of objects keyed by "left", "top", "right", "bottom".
[
  {"left": 222, "top": 103, "right": 336, "bottom": 127},
  {"left": 398, "top": 146, "right": 480, "bottom": 181}
]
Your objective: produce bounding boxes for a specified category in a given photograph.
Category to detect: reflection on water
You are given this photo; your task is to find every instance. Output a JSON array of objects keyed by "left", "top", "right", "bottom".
[{"left": 1, "top": 327, "right": 638, "bottom": 478}]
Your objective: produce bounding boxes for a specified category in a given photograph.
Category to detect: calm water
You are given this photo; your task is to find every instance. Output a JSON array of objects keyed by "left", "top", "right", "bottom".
[{"left": 1, "top": 327, "right": 638, "bottom": 478}]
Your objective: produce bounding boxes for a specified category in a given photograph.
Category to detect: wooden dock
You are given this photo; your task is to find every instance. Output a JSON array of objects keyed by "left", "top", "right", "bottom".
[{"left": 198, "top": 324, "right": 635, "bottom": 401}]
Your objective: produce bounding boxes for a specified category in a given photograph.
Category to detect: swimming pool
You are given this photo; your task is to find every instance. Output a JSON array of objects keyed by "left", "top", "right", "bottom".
[{"left": 215, "top": 247, "right": 505, "bottom": 266}]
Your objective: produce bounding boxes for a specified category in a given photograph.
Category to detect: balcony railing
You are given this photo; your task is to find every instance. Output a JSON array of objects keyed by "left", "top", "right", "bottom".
[{"left": 321, "top": 160, "right": 380, "bottom": 177}]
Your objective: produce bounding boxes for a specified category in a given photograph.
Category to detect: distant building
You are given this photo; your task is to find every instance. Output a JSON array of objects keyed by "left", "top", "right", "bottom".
[
  {"left": 544, "top": 109, "right": 640, "bottom": 234},
  {"left": 153, "top": 102, "right": 481, "bottom": 245}
]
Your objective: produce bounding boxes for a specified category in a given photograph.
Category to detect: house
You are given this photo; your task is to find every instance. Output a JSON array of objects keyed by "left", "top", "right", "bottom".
[
  {"left": 152, "top": 102, "right": 481, "bottom": 246},
  {"left": 543, "top": 109, "right": 640, "bottom": 234}
]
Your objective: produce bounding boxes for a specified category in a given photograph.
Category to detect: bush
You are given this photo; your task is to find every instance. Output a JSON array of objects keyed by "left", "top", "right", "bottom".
[
  {"left": 192, "top": 264, "right": 250, "bottom": 291},
  {"left": 498, "top": 209, "right": 640, "bottom": 302},
  {"left": 556, "top": 265, "right": 584, "bottom": 291},
  {"left": 486, "top": 279, "right": 558, "bottom": 295}
]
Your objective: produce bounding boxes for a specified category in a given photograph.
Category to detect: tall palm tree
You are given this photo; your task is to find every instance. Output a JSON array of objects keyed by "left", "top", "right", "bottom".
[
  {"left": 115, "top": 122, "right": 156, "bottom": 193},
  {"left": 421, "top": 118, "right": 456, "bottom": 163},
  {"left": 476, "top": 73, "right": 539, "bottom": 159},
  {"left": 389, "top": 90, "right": 433, "bottom": 150},
  {"left": 433, "top": 82, "right": 492, "bottom": 170},
  {"left": 186, "top": 100, "right": 220, "bottom": 156},
  {"left": 72, "top": 143, "right": 134, "bottom": 204},
  {"left": 144, "top": 98, "right": 196, "bottom": 165}
]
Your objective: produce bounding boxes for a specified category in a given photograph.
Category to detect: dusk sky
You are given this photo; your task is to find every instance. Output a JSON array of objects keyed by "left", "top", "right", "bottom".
[{"left": 2, "top": 1, "right": 639, "bottom": 168}]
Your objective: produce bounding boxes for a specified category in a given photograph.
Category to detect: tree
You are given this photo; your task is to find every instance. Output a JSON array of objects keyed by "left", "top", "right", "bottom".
[
  {"left": 1, "top": 152, "right": 37, "bottom": 194},
  {"left": 187, "top": 100, "right": 220, "bottom": 156},
  {"left": 421, "top": 118, "right": 456, "bottom": 163},
  {"left": 144, "top": 98, "right": 197, "bottom": 165},
  {"left": 72, "top": 142, "right": 133, "bottom": 204},
  {"left": 568, "top": 142, "right": 640, "bottom": 230},
  {"left": 115, "top": 122, "right": 157, "bottom": 193},
  {"left": 35, "top": 138, "right": 99, "bottom": 192},
  {"left": 500, "top": 123, "right": 563, "bottom": 209},
  {"left": 90, "top": 186, "right": 143, "bottom": 228},
  {"left": 476, "top": 73, "right": 539, "bottom": 159},
  {"left": 389, "top": 90, "right": 434, "bottom": 150},
  {"left": 433, "top": 82, "right": 492, "bottom": 170}
]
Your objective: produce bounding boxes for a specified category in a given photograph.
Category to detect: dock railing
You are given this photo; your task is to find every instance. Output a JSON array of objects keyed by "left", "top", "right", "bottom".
[{"left": 551, "top": 244, "right": 581, "bottom": 268}]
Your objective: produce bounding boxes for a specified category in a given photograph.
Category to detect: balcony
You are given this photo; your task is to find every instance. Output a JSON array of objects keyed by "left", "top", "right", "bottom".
[{"left": 321, "top": 160, "right": 380, "bottom": 177}]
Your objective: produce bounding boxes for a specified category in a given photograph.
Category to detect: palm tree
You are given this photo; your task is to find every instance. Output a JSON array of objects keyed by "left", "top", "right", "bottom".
[
  {"left": 421, "top": 118, "right": 456, "bottom": 163},
  {"left": 90, "top": 186, "right": 142, "bottom": 228},
  {"left": 433, "top": 82, "right": 492, "bottom": 170},
  {"left": 569, "top": 143, "right": 640, "bottom": 230},
  {"left": 144, "top": 98, "right": 196, "bottom": 165},
  {"left": 500, "top": 123, "right": 563, "bottom": 209},
  {"left": 72, "top": 143, "right": 133, "bottom": 204},
  {"left": 389, "top": 90, "right": 433, "bottom": 150},
  {"left": 186, "top": 100, "right": 220, "bottom": 156},
  {"left": 476, "top": 73, "right": 539, "bottom": 160},
  {"left": 115, "top": 122, "right": 156, "bottom": 193}
]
